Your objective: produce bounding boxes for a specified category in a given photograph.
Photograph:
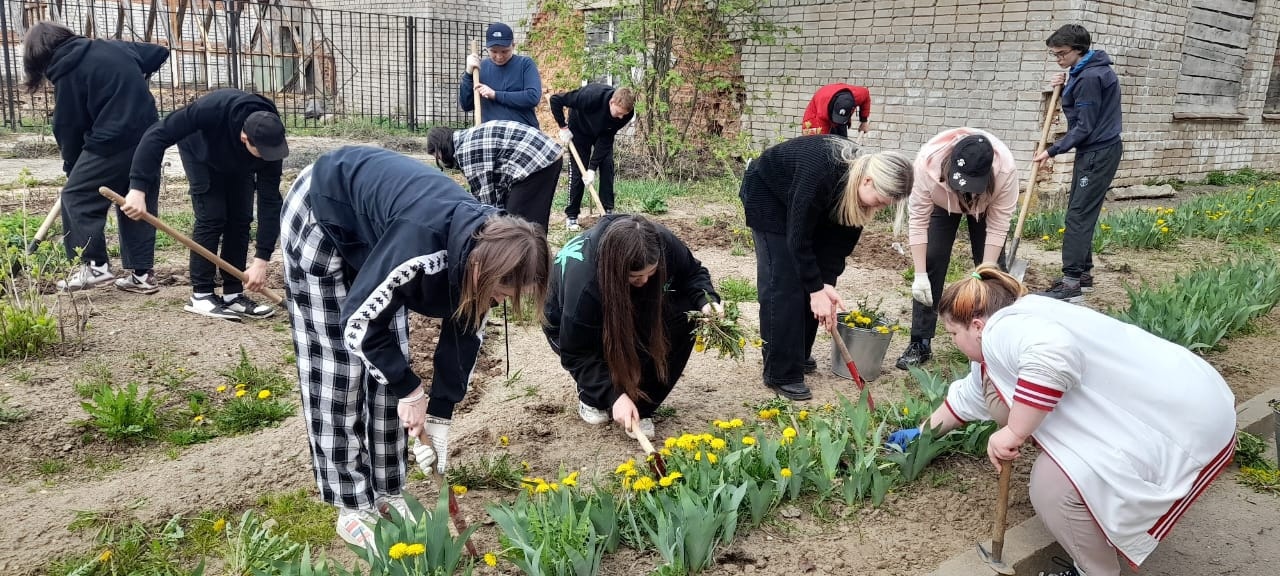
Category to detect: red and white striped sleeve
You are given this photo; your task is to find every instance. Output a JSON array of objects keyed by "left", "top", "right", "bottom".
[
  {"left": 1013, "top": 322, "right": 1082, "bottom": 412},
  {"left": 944, "top": 362, "right": 990, "bottom": 424}
]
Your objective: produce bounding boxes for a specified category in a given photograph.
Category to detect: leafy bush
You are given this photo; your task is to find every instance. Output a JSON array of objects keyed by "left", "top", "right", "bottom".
[
  {"left": 1203, "top": 167, "right": 1277, "bottom": 186},
  {"left": 81, "top": 382, "right": 160, "bottom": 441},
  {"left": 716, "top": 277, "right": 757, "bottom": 302},
  {"left": 1112, "top": 257, "right": 1280, "bottom": 351}
]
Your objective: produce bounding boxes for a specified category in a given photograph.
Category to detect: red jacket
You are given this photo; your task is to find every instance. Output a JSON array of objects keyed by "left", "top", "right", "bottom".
[{"left": 801, "top": 84, "right": 871, "bottom": 136}]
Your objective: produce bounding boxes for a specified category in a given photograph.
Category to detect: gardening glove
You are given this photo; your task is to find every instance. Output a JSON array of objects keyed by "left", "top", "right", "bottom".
[
  {"left": 886, "top": 428, "right": 921, "bottom": 451},
  {"left": 582, "top": 169, "right": 597, "bottom": 187},
  {"left": 466, "top": 54, "right": 481, "bottom": 73},
  {"left": 911, "top": 275, "right": 933, "bottom": 307},
  {"left": 559, "top": 128, "right": 572, "bottom": 143},
  {"left": 412, "top": 416, "right": 452, "bottom": 476}
]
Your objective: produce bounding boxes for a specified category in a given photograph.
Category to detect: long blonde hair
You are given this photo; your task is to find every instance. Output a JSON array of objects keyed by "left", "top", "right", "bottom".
[{"left": 833, "top": 140, "right": 913, "bottom": 228}]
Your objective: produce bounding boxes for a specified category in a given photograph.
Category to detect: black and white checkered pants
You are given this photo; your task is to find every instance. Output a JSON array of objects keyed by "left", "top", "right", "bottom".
[{"left": 281, "top": 165, "right": 410, "bottom": 510}]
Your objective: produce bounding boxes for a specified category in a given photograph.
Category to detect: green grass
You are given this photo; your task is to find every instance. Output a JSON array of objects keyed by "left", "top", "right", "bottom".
[
  {"left": 444, "top": 453, "right": 527, "bottom": 491},
  {"left": 1203, "top": 167, "right": 1278, "bottom": 186},
  {"left": 0, "top": 395, "right": 28, "bottom": 426},
  {"left": 717, "top": 276, "right": 758, "bottom": 302},
  {"left": 256, "top": 490, "right": 338, "bottom": 549}
]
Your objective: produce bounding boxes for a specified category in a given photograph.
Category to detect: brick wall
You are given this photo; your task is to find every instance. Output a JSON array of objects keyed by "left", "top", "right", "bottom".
[{"left": 741, "top": 0, "right": 1280, "bottom": 191}]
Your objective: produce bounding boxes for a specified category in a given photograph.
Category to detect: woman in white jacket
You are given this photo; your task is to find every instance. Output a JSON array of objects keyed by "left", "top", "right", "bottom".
[{"left": 890, "top": 264, "right": 1236, "bottom": 576}]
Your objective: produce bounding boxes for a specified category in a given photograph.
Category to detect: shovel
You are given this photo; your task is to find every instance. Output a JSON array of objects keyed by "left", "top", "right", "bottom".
[
  {"left": 98, "top": 187, "right": 284, "bottom": 305},
  {"left": 413, "top": 431, "right": 480, "bottom": 557},
  {"left": 630, "top": 418, "right": 668, "bottom": 478},
  {"left": 975, "top": 460, "right": 1016, "bottom": 575},
  {"left": 828, "top": 321, "right": 876, "bottom": 411},
  {"left": 545, "top": 94, "right": 604, "bottom": 215},
  {"left": 1006, "top": 84, "right": 1062, "bottom": 282}
]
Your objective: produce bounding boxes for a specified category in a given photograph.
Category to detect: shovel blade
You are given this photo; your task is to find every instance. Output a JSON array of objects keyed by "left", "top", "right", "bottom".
[
  {"left": 975, "top": 542, "right": 1016, "bottom": 575},
  {"left": 1008, "top": 259, "right": 1029, "bottom": 283}
]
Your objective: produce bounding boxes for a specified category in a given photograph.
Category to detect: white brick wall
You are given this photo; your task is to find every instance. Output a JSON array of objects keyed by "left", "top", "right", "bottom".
[{"left": 742, "top": 0, "right": 1280, "bottom": 189}]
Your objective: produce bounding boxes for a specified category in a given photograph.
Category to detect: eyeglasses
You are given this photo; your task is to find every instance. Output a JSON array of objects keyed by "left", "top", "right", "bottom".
[{"left": 1049, "top": 49, "right": 1073, "bottom": 60}]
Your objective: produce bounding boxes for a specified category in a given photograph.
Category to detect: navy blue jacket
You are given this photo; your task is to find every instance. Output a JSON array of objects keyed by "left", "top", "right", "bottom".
[
  {"left": 130, "top": 89, "right": 284, "bottom": 260},
  {"left": 46, "top": 38, "right": 169, "bottom": 173},
  {"left": 458, "top": 55, "right": 542, "bottom": 128},
  {"left": 308, "top": 146, "right": 499, "bottom": 419},
  {"left": 1047, "top": 50, "right": 1123, "bottom": 157}
]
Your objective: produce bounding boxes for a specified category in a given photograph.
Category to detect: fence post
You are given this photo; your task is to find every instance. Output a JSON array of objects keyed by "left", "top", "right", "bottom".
[
  {"left": 225, "top": 0, "right": 241, "bottom": 90},
  {"left": 0, "top": 3, "right": 16, "bottom": 129},
  {"left": 406, "top": 18, "right": 418, "bottom": 131}
]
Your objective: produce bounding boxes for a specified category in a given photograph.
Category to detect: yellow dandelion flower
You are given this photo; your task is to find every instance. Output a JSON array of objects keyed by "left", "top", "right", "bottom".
[
  {"left": 235, "top": 382, "right": 246, "bottom": 389},
  {"left": 615, "top": 459, "right": 636, "bottom": 475},
  {"left": 562, "top": 471, "right": 579, "bottom": 487},
  {"left": 500, "top": 435, "right": 509, "bottom": 446},
  {"left": 660, "top": 447, "right": 672, "bottom": 457},
  {"left": 98, "top": 549, "right": 112, "bottom": 563},
  {"left": 665, "top": 436, "right": 678, "bottom": 449},
  {"left": 452, "top": 485, "right": 468, "bottom": 496},
  {"left": 875, "top": 326, "right": 890, "bottom": 334},
  {"left": 1041, "top": 234, "right": 1050, "bottom": 241},
  {"left": 1156, "top": 219, "right": 1165, "bottom": 226},
  {"left": 780, "top": 467, "right": 792, "bottom": 478},
  {"left": 742, "top": 436, "right": 757, "bottom": 446},
  {"left": 235, "top": 389, "right": 247, "bottom": 398},
  {"left": 405, "top": 543, "right": 425, "bottom": 557},
  {"left": 694, "top": 342, "right": 707, "bottom": 353},
  {"left": 730, "top": 418, "right": 744, "bottom": 427},
  {"left": 522, "top": 460, "right": 531, "bottom": 470},
  {"left": 1057, "top": 227, "right": 1065, "bottom": 234},
  {"left": 798, "top": 410, "right": 809, "bottom": 421},
  {"left": 822, "top": 403, "right": 835, "bottom": 412},
  {"left": 782, "top": 427, "right": 797, "bottom": 439},
  {"left": 216, "top": 385, "right": 228, "bottom": 393},
  {"left": 708, "top": 452, "right": 718, "bottom": 464},
  {"left": 752, "top": 338, "right": 764, "bottom": 348},
  {"left": 192, "top": 414, "right": 204, "bottom": 423},
  {"left": 213, "top": 518, "right": 226, "bottom": 533},
  {"left": 710, "top": 438, "right": 727, "bottom": 451},
  {"left": 695, "top": 450, "right": 703, "bottom": 461},
  {"left": 633, "top": 477, "right": 657, "bottom": 492},
  {"left": 389, "top": 542, "right": 409, "bottom": 560},
  {"left": 535, "top": 482, "right": 551, "bottom": 494},
  {"left": 550, "top": 482, "right": 560, "bottom": 492},
  {"left": 1160, "top": 226, "right": 1169, "bottom": 233},
  {"left": 257, "top": 389, "right": 271, "bottom": 400},
  {"left": 902, "top": 406, "right": 910, "bottom": 416},
  {"left": 625, "top": 468, "right": 638, "bottom": 478},
  {"left": 485, "top": 552, "right": 498, "bottom": 567}
]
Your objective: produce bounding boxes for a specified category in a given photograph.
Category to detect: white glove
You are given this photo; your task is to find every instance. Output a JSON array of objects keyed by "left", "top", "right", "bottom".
[
  {"left": 466, "top": 54, "right": 480, "bottom": 74},
  {"left": 412, "top": 417, "right": 451, "bottom": 476},
  {"left": 582, "top": 169, "right": 597, "bottom": 187},
  {"left": 559, "top": 128, "right": 572, "bottom": 142},
  {"left": 911, "top": 274, "right": 933, "bottom": 307}
]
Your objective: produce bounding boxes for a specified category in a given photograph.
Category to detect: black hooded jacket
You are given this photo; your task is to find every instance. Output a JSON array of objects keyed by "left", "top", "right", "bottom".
[
  {"left": 46, "top": 37, "right": 169, "bottom": 173},
  {"left": 549, "top": 84, "right": 634, "bottom": 170},
  {"left": 306, "top": 146, "right": 500, "bottom": 419}
]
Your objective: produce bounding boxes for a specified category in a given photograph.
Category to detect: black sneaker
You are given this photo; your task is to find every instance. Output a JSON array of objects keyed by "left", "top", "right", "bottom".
[
  {"left": 224, "top": 294, "right": 276, "bottom": 319},
  {"left": 802, "top": 356, "right": 817, "bottom": 374},
  {"left": 764, "top": 378, "right": 812, "bottom": 401},
  {"left": 1038, "top": 278, "right": 1085, "bottom": 303},
  {"left": 1079, "top": 272, "right": 1094, "bottom": 293},
  {"left": 184, "top": 294, "right": 241, "bottom": 321},
  {"left": 1036, "top": 556, "right": 1080, "bottom": 576},
  {"left": 895, "top": 340, "right": 932, "bottom": 370}
]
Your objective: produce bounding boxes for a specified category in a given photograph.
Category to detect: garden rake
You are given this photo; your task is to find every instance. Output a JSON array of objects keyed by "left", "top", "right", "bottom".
[
  {"left": 1006, "top": 84, "right": 1062, "bottom": 282},
  {"left": 545, "top": 93, "right": 604, "bottom": 215},
  {"left": 828, "top": 322, "right": 876, "bottom": 411},
  {"left": 413, "top": 431, "right": 480, "bottom": 557},
  {"left": 975, "top": 460, "right": 1016, "bottom": 575},
  {"left": 98, "top": 186, "right": 284, "bottom": 305},
  {"left": 630, "top": 418, "right": 668, "bottom": 478}
]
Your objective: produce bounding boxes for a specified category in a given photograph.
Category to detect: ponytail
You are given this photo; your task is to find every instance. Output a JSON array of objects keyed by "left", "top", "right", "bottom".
[{"left": 936, "top": 263, "right": 1026, "bottom": 324}]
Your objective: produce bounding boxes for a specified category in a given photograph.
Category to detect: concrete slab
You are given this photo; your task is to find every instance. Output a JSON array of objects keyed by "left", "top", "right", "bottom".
[{"left": 927, "top": 387, "right": 1280, "bottom": 576}]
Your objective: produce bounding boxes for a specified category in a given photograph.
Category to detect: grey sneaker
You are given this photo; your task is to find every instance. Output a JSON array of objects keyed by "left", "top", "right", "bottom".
[
  {"left": 579, "top": 400, "right": 610, "bottom": 425},
  {"left": 113, "top": 272, "right": 160, "bottom": 295},
  {"left": 57, "top": 262, "right": 114, "bottom": 291},
  {"left": 223, "top": 294, "right": 275, "bottom": 319},
  {"left": 184, "top": 294, "right": 241, "bottom": 321},
  {"left": 1037, "top": 278, "right": 1085, "bottom": 303},
  {"left": 566, "top": 218, "right": 581, "bottom": 232}
]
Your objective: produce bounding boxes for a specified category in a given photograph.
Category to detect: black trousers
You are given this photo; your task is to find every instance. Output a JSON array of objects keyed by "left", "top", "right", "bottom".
[
  {"left": 546, "top": 312, "right": 696, "bottom": 419},
  {"left": 182, "top": 148, "right": 254, "bottom": 295},
  {"left": 1062, "top": 141, "right": 1123, "bottom": 278},
  {"left": 61, "top": 146, "right": 157, "bottom": 271},
  {"left": 909, "top": 207, "right": 993, "bottom": 341},
  {"left": 564, "top": 135, "right": 616, "bottom": 218},
  {"left": 505, "top": 159, "right": 562, "bottom": 233},
  {"left": 752, "top": 229, "right": 859, "bottom": 386}
]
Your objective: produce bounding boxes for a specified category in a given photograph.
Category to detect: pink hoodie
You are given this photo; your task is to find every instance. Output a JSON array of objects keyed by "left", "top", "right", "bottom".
[{"left": 908, "top": 128, "right": 1019, "bottom": 248}]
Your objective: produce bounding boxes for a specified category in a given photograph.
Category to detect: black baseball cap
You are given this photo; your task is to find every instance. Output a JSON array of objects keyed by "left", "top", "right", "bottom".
[
  {"left": 829, "top": 91, "right": 856, "bottom": 126},
  {"left": 242, "top": 111, "right": 289, "bottom": 162},
  {"left": 947, "top": 134, "right": 994, "bottom": 195},
  {"left": 486, "top": 22, "right": 514, "bottom": 48}
]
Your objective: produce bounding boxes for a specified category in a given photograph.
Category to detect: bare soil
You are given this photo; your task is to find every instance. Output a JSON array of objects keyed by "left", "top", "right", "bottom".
[{"left": 0, "top": 140, "right": 1274, "bottom": 575}]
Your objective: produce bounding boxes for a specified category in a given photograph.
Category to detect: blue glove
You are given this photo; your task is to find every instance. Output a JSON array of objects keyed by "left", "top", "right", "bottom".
[{"left": 886, "top": 428, "right": 921, "bottom": 450}]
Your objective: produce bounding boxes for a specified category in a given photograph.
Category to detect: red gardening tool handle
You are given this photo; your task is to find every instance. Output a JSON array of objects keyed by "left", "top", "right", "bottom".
[
  {"left": 829, "top": 322, "right": 876, "bottom": 411},
  {"left": 416, "top": 431, "right": 479, "bottom": 557}
]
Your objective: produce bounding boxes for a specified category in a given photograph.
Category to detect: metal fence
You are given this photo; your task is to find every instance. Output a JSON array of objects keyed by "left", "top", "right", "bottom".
[{"left": 0, "top": 0, "right": 487, "bottom": 131}]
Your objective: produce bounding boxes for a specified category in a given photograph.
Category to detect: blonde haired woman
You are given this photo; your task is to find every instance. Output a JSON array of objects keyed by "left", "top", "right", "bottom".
[{"left": 740, "top": 135, "right": 913, "bottom": 400}]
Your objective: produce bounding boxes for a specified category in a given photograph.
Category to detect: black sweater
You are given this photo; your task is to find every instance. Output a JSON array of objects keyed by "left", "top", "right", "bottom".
[
  {"left": 549, "top": 84, "right": 634, "bottom": 169},
  {"left": 544, "top": 215, "right": 718, "bottom": 410},
  {"left": 130, "top": 89, "right": 284, "bottom": 260},
  {"left": 307, "top": 146, "right": 500, "bottom": 419},
  {"left": 46, "top": 38, "right": 169, "bottom": 174},
  {"left": 740, "top": 135, "right": 863, "bottom": 293}
]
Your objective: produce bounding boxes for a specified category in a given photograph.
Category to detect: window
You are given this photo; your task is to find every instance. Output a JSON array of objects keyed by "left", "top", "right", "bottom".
[
  {"left": 1174, "top": 0, "right": 1256, "bottom": 117},
  {"left": 1265, "top": 41, "right": 1280, "bottom": 115}
]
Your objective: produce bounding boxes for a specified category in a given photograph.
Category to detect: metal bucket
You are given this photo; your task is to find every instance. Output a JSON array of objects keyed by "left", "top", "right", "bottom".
[{"left": 830, "top": 322, "right": 894, "bottom": 382}]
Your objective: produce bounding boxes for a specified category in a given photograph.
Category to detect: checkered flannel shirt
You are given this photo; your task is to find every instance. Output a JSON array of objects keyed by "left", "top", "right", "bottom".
[{"left": 454, "top": 120, "right": 562, "bottom": 207}]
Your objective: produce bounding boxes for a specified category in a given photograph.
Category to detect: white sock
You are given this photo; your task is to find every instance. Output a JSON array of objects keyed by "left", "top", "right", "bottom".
[
  {"left": 223, "top": 293, "right": 241, "bottom": 304},
  {"left": 193, "top": 292, "right": 213, "bottom": 299}
]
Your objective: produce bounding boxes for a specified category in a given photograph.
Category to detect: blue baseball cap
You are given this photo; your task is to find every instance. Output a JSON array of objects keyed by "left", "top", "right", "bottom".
[{"left": 485, "top": 23, "right": 513, "bottom": 48}]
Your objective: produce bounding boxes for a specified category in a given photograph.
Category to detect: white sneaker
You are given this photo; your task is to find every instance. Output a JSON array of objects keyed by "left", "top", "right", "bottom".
[
  {"left": 579, "top": 401, "right": 609, "bottom": 425},
  {"left": 183, "top": 294, "right": 241, "bottom": 321},
  {"left": 223, "top": 293, "right": 275, "bottom": 318},
  {"left": 57, "top": 262, "right": 114, "bottom": 291},
  {"left": 336, "top": 507, "right": 380, "bottom": 550},
  {"left": 566, "top": 218, "right": 580, "bottom": 232},
  {"left": 113, "top": 272, "right": 159, "bottom": 295},
  {"left": 376, "top": 495, "right": 417, "bottom": 523},
  {"left": 624, "top": 418, "right": 656, "bottom": 440}
]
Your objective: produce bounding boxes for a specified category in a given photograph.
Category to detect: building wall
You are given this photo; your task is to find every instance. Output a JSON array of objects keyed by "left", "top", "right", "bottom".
[{"left": 740, "top": 0, "right": 1280, "bottom": 190}]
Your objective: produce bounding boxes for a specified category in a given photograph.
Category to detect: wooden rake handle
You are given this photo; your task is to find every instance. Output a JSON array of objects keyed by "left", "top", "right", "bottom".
[
  {"left": 470, "top": 40, "right": 482, "bottom": 126},
  {"left": 98, "top": 187, "right": 283, "bottom": 305},
  {"left": 1008, "top": 85, "right": 1063, "bottom": 262},
  {"left": 991, "top": 460, "right": 1013, "bottom": 560}
]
